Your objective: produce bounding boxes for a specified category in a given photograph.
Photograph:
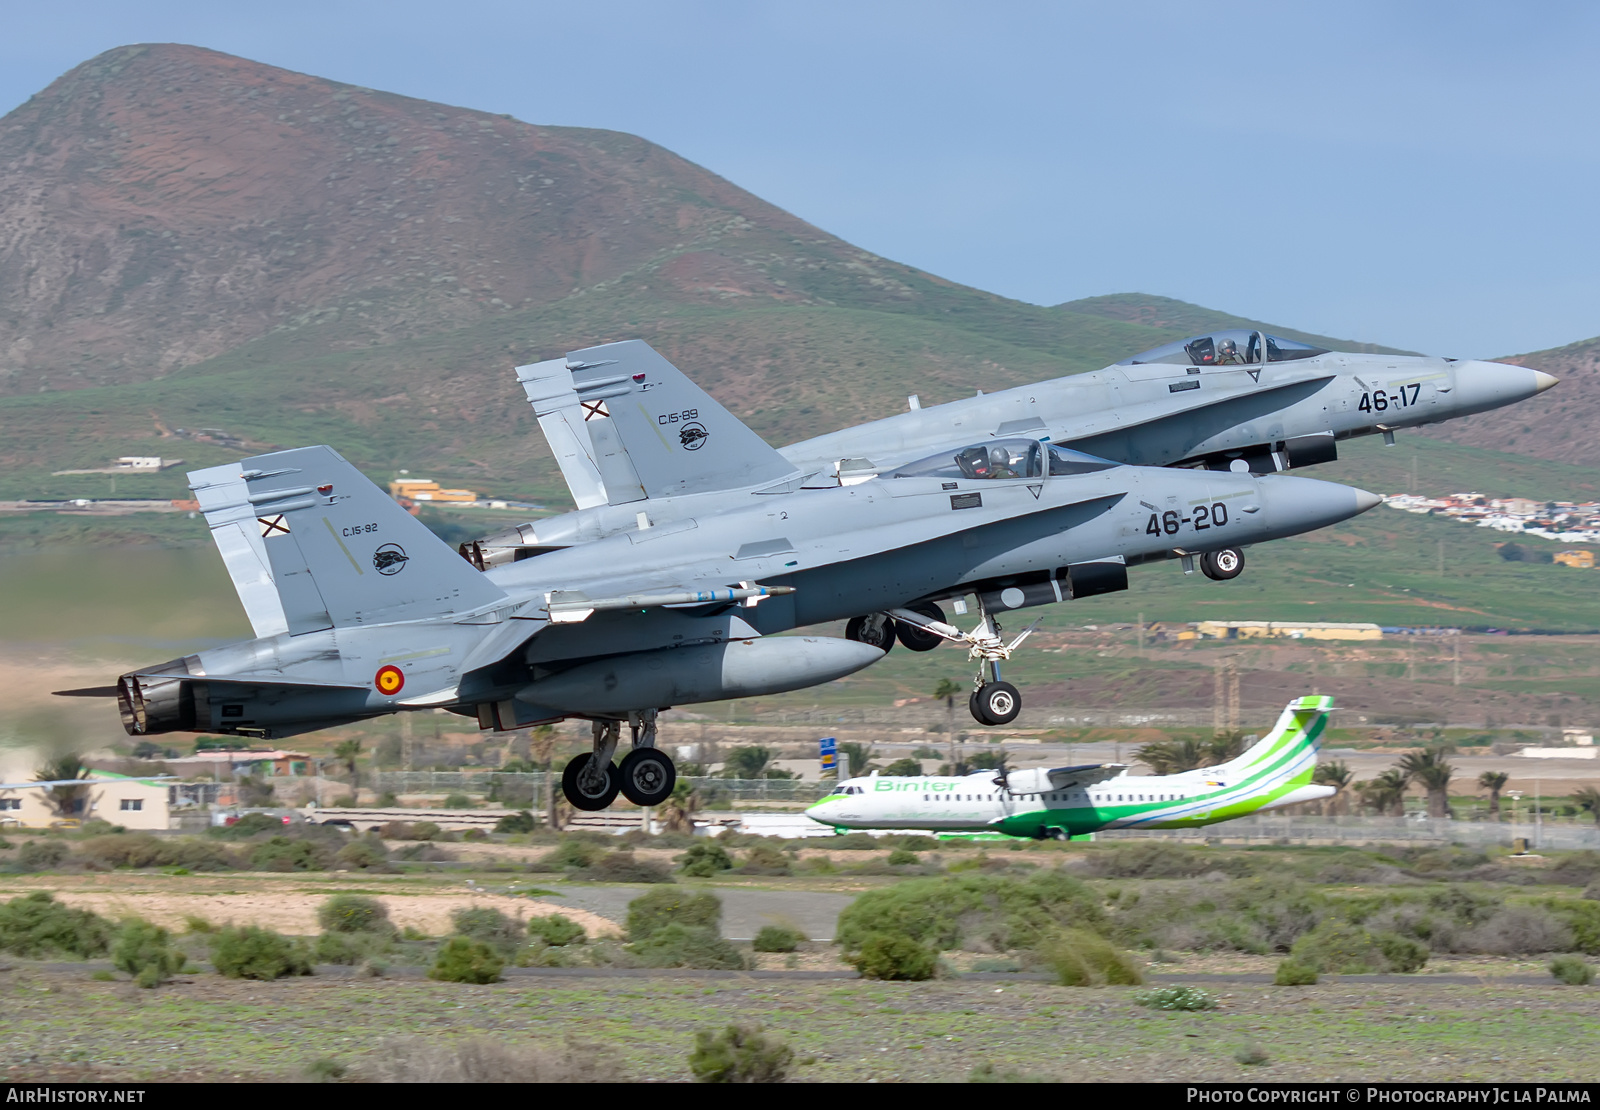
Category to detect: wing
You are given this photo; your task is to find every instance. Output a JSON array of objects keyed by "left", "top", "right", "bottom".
[{"left": 1045, "top": 763, "right": 1127, "bottom": 789}]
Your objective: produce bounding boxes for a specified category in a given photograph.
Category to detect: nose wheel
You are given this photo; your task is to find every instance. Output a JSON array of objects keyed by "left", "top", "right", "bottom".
[
  {"left": 1200, "top": 547, "right": 1244, "bottom": 580},
  {"left": 561, "top": 711, "right": 676, "bottom": 811}
]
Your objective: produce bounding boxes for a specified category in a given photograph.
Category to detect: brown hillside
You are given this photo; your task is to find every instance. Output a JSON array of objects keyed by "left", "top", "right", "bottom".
[
  {"left": 0, "top": 43, "right": 895, "bottom": 395},
  {"left": 1414, "top": 340, "right": 1600, "bottom": 469}
]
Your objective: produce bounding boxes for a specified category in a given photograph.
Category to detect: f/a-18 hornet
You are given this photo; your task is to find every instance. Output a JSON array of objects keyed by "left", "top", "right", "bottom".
[{"left": 84, "top": 341, "right": 1383, "bottom": 812}]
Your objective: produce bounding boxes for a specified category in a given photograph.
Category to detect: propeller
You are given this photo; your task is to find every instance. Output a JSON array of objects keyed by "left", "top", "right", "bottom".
[{"left": 991, "top": 752, "right": 1012, "bottom": 796}]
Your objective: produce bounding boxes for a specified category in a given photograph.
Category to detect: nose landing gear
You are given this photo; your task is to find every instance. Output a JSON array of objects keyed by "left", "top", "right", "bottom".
[
  {"left": 884, "top": 604, "right": 1038, "bottom": 727},
  {"left": 1200, "top": 547, "right": 1244, "bottom": 580},
  {"left": 561, "top": 709, "right": 676, "bottom": 811}
]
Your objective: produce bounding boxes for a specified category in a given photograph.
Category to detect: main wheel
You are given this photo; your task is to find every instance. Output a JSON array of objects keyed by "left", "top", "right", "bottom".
[
  {"left": 895, "top": 602, "right": 946, "bottom": 652},
  {"left": 975, "top": 681, "right": 1021, "bottom": 725},
  {"left": 845, "top": 613, "right": 897, "bottom": 653},
  {"left": 618, "top": 748, "right": 676, "bottom": 807},
  {"left": 561, "top": 753, "right": 620, "bottom": 811},
  {"left": 969, "top": 687, "right": 995, "bottom": 725},
  {"left": 1201, "top": 547, "right": 1244, "bottom": 581}
]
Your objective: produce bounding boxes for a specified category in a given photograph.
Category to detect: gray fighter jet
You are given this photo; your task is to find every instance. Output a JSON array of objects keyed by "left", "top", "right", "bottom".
[
  {"left": 482, "top": 332, "right": 1552, "bottom": 572},
  {"left": 73, "top": 348, "right": 1381, "bottom": 811}
]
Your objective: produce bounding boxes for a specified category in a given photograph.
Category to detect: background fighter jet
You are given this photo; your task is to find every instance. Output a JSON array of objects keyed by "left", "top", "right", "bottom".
[
  {"left": 481, "top": 333, "right": 1554, "bottom": 569},
  {"left": 91, "top": 368, "right": 1380, "bottom": 812}
]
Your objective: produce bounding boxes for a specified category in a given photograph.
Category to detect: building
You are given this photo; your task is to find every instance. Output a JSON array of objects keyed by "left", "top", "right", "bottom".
[
  {"left": 389, "top": 478, "right": 477, "bottom": 504},
  {"left": 1195, "top": 620, "right": 1383, "bottom": 642},
  {"left": 1554, "top": 549, "right": 1595, "bottom": 569},
  {"left": 114, "top": 456, "right": 164, "bottom": 470},
  {"left": 0, "top": 772, "right": 170, "bottom": 831},
  {"left": 162, "top": 750, "right": 311, "bottom": 777}
]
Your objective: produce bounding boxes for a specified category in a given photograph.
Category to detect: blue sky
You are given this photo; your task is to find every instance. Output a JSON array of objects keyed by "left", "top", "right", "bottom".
[{"left": 3, "top": 1, "right": 1598, "bottom": 357}]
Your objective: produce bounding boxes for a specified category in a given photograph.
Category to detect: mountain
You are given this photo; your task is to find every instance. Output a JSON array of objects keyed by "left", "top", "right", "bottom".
[{"left": 0, "top": 44, "right": 1590, "bottom": 505}]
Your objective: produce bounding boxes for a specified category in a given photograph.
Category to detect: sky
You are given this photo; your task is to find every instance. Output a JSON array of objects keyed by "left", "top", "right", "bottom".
[{"left": 3, "top": 1, "right": 1598, "bottom": 357}]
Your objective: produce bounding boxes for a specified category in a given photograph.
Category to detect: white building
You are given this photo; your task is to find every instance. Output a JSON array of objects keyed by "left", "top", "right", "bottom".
[{"left": 0, "top": 772, "right": 171, "bottom": 831}]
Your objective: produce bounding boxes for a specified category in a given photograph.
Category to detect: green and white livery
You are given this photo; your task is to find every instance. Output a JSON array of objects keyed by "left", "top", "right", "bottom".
[{"left": 805, "top": 695, "right": 1334, "bottom": 840}]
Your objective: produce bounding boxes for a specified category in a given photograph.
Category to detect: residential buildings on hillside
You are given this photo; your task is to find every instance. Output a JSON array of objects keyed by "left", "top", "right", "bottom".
[{"left": 1385, "top": 492, "right": 1600, "bottom": 546}]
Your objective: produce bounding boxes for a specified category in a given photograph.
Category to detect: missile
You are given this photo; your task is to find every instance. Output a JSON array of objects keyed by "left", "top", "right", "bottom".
[{"left": 518, "top": 635, "right": 883, "bottom": 712}]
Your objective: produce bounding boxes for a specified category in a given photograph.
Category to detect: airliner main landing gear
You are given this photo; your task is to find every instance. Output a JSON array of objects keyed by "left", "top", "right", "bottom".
[
  {"left": 885, "top": 604, "right": 1037, "bottom": 727},
  {"left": 561, "top": 710, "right": 675, "bottom": 811}
]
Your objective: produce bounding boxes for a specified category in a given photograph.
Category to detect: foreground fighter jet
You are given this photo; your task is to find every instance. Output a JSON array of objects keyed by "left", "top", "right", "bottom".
[{"left": 83, "top": 369, "right": 1378, "bottom": 810}]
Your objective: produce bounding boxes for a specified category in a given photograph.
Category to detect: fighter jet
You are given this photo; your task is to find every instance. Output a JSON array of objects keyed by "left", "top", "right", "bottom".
[
  {"left": 804, "top": 695, "right": 1334, "bottom": 840},
  {"left": 77, "top": 365, "right": 1379, "bottom": 812},
  {"left": 481, "top": 332, "right": 1554, "bottom": 571}
]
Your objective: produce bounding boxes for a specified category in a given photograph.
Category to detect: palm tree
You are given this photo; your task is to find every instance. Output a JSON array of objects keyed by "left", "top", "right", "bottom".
[
  {"left": 1359, "top": 769, "right": 1410, "bottom": 816},
  {"left": 932, "top": 677, "right": 963, "bottom": 767},
  {"left": 1574, "top": 786, "right": 1600, "bottom": 828},
  {"left": 332, "top": 738, "right": 364, "bottom": 793},
  {"left": 1314, "top": 760, "right": 1354, "bottom": 816},
  {"left": 724, "top": 745, "right": 772, "bottom": 779},
  {"left": 839, "top": 742, "right": 877, "bottom": 778},
  {"left": 1136, "top": 738, "right": 1205, "bottom": 775},
  {"left": 1479, "top": 771, "right": 1510, "bottom": 821},
  {"left": 660, "top": 781, "right": 700, "bottom": 833},
  {"left": 1206, "top": 730, "right": 1250, "bottom": 766},
  {"left": 1398, "top": 748, "right": 1455, "bottom": 818},
  {"left": 34, "top": 754, "right": 90, "bottom": 822}
]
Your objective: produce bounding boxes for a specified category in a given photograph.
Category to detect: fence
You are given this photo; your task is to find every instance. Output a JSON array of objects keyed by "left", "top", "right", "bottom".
[
  {"left": 369, "top": 772, "right": 834, "bottom": 807},
  {"left": 1099, "top": 814, "right": 1600, "bottom": 849}
]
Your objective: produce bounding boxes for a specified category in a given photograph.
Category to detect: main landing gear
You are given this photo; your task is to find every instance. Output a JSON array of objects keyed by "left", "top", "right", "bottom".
[
  {"left": 561, "top": 709, "right": 676, "bottom": 811},
  {"left": 857, "top": 603, "right": 1039, "bottom": 727}
]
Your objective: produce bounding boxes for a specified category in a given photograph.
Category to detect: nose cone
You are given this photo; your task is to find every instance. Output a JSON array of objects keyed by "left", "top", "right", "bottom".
[
  {"left": 1447, "top": 360, "right": 1557, "bottom": 416},
  {"left": 1252, "top": 475, "right": 1384, "bottom": 540}
]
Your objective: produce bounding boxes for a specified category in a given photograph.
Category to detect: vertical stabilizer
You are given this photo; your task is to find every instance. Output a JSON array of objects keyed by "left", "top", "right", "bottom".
[
  {"left": 564, "top": 340, "right": 803, "bottom": 498},
  {"left": 188, "top": 463, "right": 290, "bottom": 638},
  {"left": 229, "top": 446, "right": 505, "bottom": 632},
  {"left": 1218, "top": 694, "right": 1332, "bottom": 785},
  {"left": 515, "top": 358, "right": 609, "bottom": 510}
]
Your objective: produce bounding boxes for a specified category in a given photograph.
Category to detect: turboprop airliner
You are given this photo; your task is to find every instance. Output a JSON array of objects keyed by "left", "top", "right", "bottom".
[{"left": 805, "top": 696, "right": 1334, "bottom": 839}]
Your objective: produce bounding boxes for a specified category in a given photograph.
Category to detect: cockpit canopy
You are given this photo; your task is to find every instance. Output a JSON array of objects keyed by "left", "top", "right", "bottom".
[
  {"left": 824, "top": 782, "right": 866, "bottom": 796},
  {"left": 1118, "top": 329, "right": 1328, "bottom": 368},
  {"left": 892, "top": 438, "right": 1118, "bottom": 481}
]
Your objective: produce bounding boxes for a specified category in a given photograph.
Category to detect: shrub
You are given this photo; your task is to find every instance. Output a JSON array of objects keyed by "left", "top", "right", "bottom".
[
  {"left": 1234, "top": 1044, "right": 1270, "bottom": 1066},
  {"left": 849, "top": 933, "right": 938, "bottom": 980},
  {"left": 112, "top": 918, "right": 183, "bottom": 988},
  {"left": 627, "top": 888, "right": 721, "bottom": 941},
  {"left": 210, "top": 925, "right": 313, "bottom": 980},
  {"left": 410, "top": 821, "right": 444, "bottom": 841},
  {"left": 835, "top": 871, "right": 1105, "bottom": 956},
  {"left": 528, "top": 914, "right": 585, "bottom": 947},
  {"left": 365, "top": 1036, "right": 621, "bottom": 1082},
  {"left": 1289, "top": 920, "right": 1388, "bottom": 974},
  {"left": 15, "top": 840, "right": 70, "bottom": 872},
  {"left": 249, "top": 836, "right": 327, "bottom": 872},
  {"left": 1274, "top": 960, "right": 1319, "bottom": 985},
  {"left": 495, "top": 811, "right": 537, "bottom": 834},
  {"left": 688, "top": 1024, "right": 794, "bottom": 1083},
  {"left": 733, "top": 844, "right": 792, "bottom": 876},
  {"left": 1133, "top": 985, "right": 1219, "bottom": 1011},
  {"left": 450, "top": 907, "right": 524, "bottom": 955},
  {"left": 536, "top": 838, "right": 606, "bottom": 871},
  {"left": 334, "top": 838, "right": 391, "bottom": 871},
  {"left": 0, "top": 892, "right": 112, "bottom": 957},
  {"left": 1033, "top": 927, "right": 1143, "bottom": 986},
  {"left": 211, "top": 812, "right": 283, "bottom": 838},
  {"left": 314, "top": 930, "right": 392, "bottom": 965},
  {"left": 1543, "top": 898, "right": 1600, "bottom": 955},
  {"left": 79, "top": 834, "right": 235, "bottom": 872},
  {"left": 443, "top": 793, "right": 474, "bottom": 808},
  {"left": 1465, "top": 906, "right": 1573, "bottom": 956},
  {"left": 887, "top": 848, "right": 919, "bottom": 866},
  {"left": 678, "top": 842, "right": 734, "bottom": 877},
  {"left": 429, "top": 936, "right": 505, "bottom": 983},
  {"left": 631, "top": 923, "right": 744, "bottom": 970},
  {"left": 1084, "top": 842, "right": 1222, "bottom": 880},
  {"left": 586, "top": 849, "right": 674, "bottom": 883},
  {"left": 1550, "top": 955, "right": 1594, "bottom": 985},
  {"left": 318, "top": 893, "right": 391, "bottom": 935},
  {"left": 752, "top": 925, "right": 804, "bottom": 953},
  {"left": 1376, "top": 932, "right": 1430, "bottom": 973}
]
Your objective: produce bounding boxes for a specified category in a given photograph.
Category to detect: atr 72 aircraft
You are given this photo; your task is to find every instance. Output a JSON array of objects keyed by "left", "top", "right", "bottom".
[{"left": 804, "top": 696, "right": 1334, "bottom": 840}]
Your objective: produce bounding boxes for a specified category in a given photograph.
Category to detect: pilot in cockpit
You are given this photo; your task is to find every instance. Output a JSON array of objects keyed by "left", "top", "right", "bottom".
[
  {"left": 1216, "top": 338, "right": 1244, "bottom": 365},
  {"left": 985, "top": 446, "right": 1019, "bottom": 479}
]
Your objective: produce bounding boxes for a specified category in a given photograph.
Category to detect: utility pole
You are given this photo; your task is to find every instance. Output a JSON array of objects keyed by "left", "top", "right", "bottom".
[
  {"left": 1213, "top": 657, "right": 1224, "bottom": 733},
  {"left": 401, "top": 713, "right": 414, "bottom": 772},
  {"left": 1227, "top": 658, "right": 1240, "bottom": 732},
  {"left": 1137, "top": 612, "right": 1145, "bottom": 658},
  {"left": 1438, "top": 537, "right": 1445, "bottom": 576},
  {"left": 1410, "top": 455, "right": 1418, "bottom": 494},
  {"left": 1453, "top": 633, "right": 1462, "bottom": 687}
]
